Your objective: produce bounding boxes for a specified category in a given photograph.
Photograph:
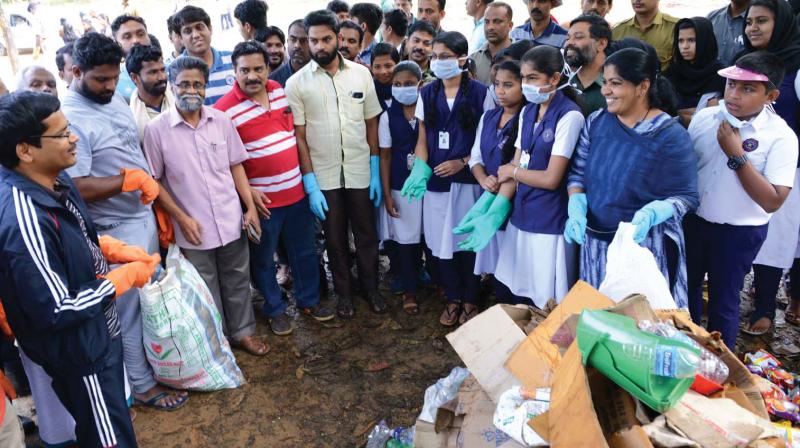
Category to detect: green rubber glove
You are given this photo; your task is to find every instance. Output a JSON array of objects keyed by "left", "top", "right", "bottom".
[
  {"left": 457, "top": 195, "right": 512, "bottom": 252},
  {"left": 400, "top": 158, "right": 432, "bottom": 201},
  {"left": 453, "top": 191, "right": 497, "bottom": 235}
]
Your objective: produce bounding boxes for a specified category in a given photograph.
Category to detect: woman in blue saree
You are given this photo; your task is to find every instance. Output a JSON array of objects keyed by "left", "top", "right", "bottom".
[{"left": 564, "top": 47, "right": 699, "bottom": 307}]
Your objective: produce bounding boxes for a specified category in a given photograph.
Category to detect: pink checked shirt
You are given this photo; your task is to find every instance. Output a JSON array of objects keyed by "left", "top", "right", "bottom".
[{"left": 143, "top": 105, "right": 248, "bottom": 250}]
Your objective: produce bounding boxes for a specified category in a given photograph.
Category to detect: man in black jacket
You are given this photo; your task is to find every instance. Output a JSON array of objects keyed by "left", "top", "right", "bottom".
[{"left": 0, "top": 91, "right": 159, "bottom": 448}]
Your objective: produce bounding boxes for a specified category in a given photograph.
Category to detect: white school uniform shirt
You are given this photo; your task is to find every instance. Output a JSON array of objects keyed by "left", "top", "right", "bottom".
[{"left": 689, "top": 105, "right": 799, "bottom": 226}]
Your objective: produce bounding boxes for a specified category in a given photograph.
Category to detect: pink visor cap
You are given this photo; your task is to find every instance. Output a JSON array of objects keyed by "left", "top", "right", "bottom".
[{"left": 717, "top": 65, "right": 770, "bottom": 82}]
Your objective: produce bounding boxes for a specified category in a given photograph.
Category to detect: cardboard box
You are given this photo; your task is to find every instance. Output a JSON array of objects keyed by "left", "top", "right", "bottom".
[
  {"left": 445, "top": 304, "right": 533, "bottom": 403},
  {"left": 506, "top": 281, "right": 615, "bottom": 390}
]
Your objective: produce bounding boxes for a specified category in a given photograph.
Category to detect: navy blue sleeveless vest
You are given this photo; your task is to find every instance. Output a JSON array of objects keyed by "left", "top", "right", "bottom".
[
  {"left": 511, "top": 91, "right": 582, "bottom": 234},
  {"left": 375, "top": 80, "right": 392, "bottom": 112},
  {"left": 478, "top": 106, "right": 516, "bottom": 176},
  {"left": 420, "top": 77, "right": 487, "bottom": 192},
  {"left": 387, "top": 102, "right": 419, "bottom": 190}
]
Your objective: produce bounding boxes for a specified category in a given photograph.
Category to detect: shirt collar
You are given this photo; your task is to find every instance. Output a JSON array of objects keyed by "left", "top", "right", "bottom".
[
  {"left": 168, "top": 103, "right": 211, "bottom": 128},
  {"left": 308, "top": 54, "right": 347, "bottom": 74},
  {"left": 634, "top": 11, "right": 664, "bottom": 29},
  {"left": 474, "top": 17, "right": 484, "bottom": 27},
  {"left": 181, "top": 47, "right": 222, "bottom": 71}
]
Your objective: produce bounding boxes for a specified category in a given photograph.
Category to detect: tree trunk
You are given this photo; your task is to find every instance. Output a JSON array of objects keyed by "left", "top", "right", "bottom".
[{"left": 0, "top": 1, "right": 19, "bottom": 75}]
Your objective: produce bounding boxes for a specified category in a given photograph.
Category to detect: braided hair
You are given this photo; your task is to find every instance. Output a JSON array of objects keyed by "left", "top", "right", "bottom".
[{"left": 424, "top": 31, "right": 480, "bottom": 133}]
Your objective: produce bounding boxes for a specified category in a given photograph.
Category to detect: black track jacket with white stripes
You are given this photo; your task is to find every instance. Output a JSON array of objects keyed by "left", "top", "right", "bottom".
[{"left": 0, "top": 168, "right": 117, "bottom": 377}]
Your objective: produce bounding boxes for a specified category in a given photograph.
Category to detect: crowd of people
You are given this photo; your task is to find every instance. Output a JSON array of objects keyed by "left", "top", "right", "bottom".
[{"left": 0, "top": 0, "right": 798, "bottom": 446}]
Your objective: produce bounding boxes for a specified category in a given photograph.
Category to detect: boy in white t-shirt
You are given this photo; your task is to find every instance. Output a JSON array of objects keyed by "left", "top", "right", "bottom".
[{"left": 685, "top": 51, "right": 799, "bottom": 349}]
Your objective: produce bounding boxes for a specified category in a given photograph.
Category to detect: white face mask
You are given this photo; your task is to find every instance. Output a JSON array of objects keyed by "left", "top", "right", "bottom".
[
  {"left": 522, "top": 83, "right": 553, "bottom": 104},
  {"left": 430, "top": 58, "right": 464, "bottom": 80},
  {"left": 392, "top": 85, "right": 419, "bottom": 105},
  {"left": 717, "top": 100, "right": 749, "bottom": 128}
]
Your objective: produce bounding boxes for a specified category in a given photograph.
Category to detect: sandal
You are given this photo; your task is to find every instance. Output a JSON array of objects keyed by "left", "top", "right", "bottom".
[
  {"left": 402, "top": 294, "right": 419, "bottom": 315},
  {"left": 440, "top": 302, "right": 461, "bottom": 326},
  {"left": 133, "top": 391, "right": 188, "bottom": 411},
  {"left": 742, "top": 316, "right": 773, "bottom": 336},
  {"left": 459, "top": 303, "right": 479, "bottom": 325}
]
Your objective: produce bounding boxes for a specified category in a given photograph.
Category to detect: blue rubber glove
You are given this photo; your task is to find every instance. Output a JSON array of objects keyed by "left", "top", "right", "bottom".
[
  {"left": 630, "top": 200, "right": 675, "bottom": 243},
  {"left": 458, "top": 195, "right": 512, "bottom": 252},
  {"left": 400, "top": 158, "right": 433, "bottom": 201},
  {"left": 453, "top": 191, "right": 497, "bottom": 235},
  {"left": 369, "top": 155, "right": 382, "bottom": 208},
  {"left": 302, "top": 173, "right": 329, "bottom": 221},
  {"left": 564, "top": 193, "right": 588, "bottom": 245}
]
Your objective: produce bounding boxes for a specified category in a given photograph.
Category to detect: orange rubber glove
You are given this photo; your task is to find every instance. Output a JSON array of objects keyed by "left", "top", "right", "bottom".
[
  {"left": 120, "top": 168, "right": 159, "bottom": 205},
  {"left": 154, "top": 203, "right": 175, "bottom": 248},
  {"left": 98, "top": 235, "right": 157, "bottom": 265},
  {"left": 0, "top": 371, "right": 16, "bottom": 400},
  {"left": 0, "top": 301, "right": 13, "bottom": 341},
  {"left": 104, "top": 256, "right": 160, "bottom": 297}
]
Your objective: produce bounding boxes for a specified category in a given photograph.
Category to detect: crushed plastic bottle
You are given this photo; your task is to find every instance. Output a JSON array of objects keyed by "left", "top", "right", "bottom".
[
  {"left": 638, "top": 320, "right": 729, "bottom": 384},
  {"left": 366, "top": 420, "right": 392, "bottom": 448},
  {"left": 418, "top": 367, "right": 469, "bottom": 423}
]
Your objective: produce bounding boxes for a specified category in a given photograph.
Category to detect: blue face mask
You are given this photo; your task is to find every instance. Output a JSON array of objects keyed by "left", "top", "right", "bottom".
[
  {"left": 431, "top": 59, "right": 463, "bottom": 80},
  {"left": 522, "top": 83, "right": 553, "bottom": 104},
  {"left": 392, "top": 86, "right": 419, "bottom": 105},
  {"left": 717, "top": 100, "right": 748, "bottom": 128}
]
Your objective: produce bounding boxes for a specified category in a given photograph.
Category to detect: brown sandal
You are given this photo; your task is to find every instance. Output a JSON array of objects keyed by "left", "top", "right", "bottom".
[
  {"left": 440, "top": 302, "right": 461, "bottom": 326},
  {"left": 402, "top": 294, "right": 419, "bottom": 315},
  {"left": 459, "top": 304, "right": 479, "bottom": 325}
]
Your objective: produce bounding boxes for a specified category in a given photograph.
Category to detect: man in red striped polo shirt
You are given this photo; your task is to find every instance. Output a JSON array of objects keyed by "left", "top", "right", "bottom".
[{"left": 215, "top": 41, "right": 335, "bottom": 335}]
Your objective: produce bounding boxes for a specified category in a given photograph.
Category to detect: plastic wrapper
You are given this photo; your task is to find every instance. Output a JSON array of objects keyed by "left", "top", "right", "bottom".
[
  {"left": 492, "top": 386, "right": 550, "bottom": 447},
  {"left": 418, "top": 367, "right": 469, "bottom": 423},
  {"left": 746, "top": 350, "right": 800, "bottom": 424},
  {"left": 638, "top": 320, "right": 729, "bottom": 384},
  {"left": 773, "top": 421, "right": 800, "bottom": 448}
]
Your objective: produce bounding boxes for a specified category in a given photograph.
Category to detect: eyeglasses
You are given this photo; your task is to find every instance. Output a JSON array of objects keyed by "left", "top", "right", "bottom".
[
  {"left": 34, "top": 124, "right": 74, "bottom": 140},
  {"left": 175, "top": 81, "right": 206, "bottom": 91}
]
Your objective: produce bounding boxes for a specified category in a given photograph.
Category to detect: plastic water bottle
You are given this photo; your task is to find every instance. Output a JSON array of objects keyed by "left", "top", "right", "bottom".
[
  {"left": 622, "top": 343, "right": 700, "bottom": 378},
  {"left": 638, "top": 320, "right": 729, "bottom": 384},
  {"left": 390, "top": 426, "right": 415, "bottom": 446}
]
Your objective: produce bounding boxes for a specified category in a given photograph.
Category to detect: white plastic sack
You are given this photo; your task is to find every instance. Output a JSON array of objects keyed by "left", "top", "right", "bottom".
[
  {"left": 418, "top": 367, "right": 470, "bottom": 423},
  {"left": 599, "top": 223, "right": 678, "bottom": 309},
  {"left": 139, "top": 245, "right": 245, "bottom": 391},
  {"left": 492, "top": 387, "right": 550, "bottom": 447}
]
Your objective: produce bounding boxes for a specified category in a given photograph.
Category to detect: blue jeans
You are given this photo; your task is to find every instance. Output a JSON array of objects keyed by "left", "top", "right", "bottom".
[{"left": 250, "top": 197, "right": 320, "bottom": 317}]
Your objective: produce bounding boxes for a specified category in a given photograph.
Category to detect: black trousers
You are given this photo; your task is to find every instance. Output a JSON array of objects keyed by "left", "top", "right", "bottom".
[
  {"left": 49, "top": 337, "right": 137, "bottom": 448},
  {"left": 321, "top": 188, "right": 379, "bottom": 298}
]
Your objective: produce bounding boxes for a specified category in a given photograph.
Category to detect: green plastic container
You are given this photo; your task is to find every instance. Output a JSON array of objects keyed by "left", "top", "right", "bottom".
[{"left": 576, "top": 309, "right": 699, "bottom": 412}]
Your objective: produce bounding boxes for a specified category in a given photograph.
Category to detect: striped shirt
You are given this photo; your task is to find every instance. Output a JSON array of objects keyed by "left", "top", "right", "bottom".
[
  {"left": 214, "top": 80, "right": 305, "bottom": 208},
  {"left": 175, "top": 47, "right": 236, "bottom": 105},
  {"left": 50, "top": 182, "right": 120, "bottom": 337}
]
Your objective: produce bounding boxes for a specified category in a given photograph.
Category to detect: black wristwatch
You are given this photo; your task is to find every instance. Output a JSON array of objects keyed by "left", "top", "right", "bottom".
[{"left": 727, "top": 153, "right": 749, "bottom": 170}]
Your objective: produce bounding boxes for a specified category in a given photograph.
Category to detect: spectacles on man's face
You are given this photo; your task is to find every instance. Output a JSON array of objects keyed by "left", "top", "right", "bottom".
[
  {"left": 35, "top": 123, "right": 74, "bottom": 140},
  {"left": 175, "top": 81, "right": 207, "bottom": 92}
]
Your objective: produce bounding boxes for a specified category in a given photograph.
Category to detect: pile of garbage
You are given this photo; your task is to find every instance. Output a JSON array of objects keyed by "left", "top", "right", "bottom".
[{"left": 367, "top": 280, "right": 800, "bottom": 447}]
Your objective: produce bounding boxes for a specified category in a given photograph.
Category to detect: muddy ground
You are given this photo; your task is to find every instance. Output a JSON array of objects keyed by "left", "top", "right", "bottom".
[{"left": 132, "top": 265, "right": 463, "bottom": 448}]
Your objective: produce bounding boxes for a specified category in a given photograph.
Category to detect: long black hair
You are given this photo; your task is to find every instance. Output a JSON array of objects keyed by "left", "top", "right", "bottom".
[
  {"left": 425, "top": 31, "right": 480, "bottom": 133},
  {"left": 605, "top": 47, "right": 678, "bottom": 116},
  {"left": 520, "top": 45, "right": 582, "bottom": 107},
  {"left": 495, "top": 60, "right": 526, "bottom": 164}
]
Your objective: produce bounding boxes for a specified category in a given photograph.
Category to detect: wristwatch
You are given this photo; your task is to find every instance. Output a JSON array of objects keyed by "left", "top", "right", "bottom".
[{"left": 727, "top": 153, "right": 749, "bottom": 170}]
